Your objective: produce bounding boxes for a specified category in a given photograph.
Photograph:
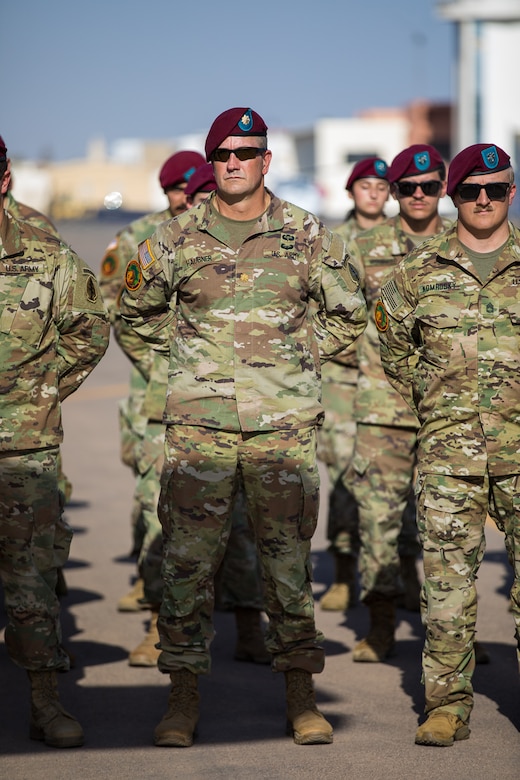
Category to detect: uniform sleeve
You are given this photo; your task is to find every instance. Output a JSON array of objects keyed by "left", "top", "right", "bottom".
[
  {"left": 56, "top": 246, "right": 110, "bottom": 401},
  {"left": 98, "top": 229, "right": 135, "bottom": 324},
  {"left": 377, "top": 264, "right": 418, "bottom": 413},
  {"left": 119, "top": 235, "right": 175, "bottom": 365},
  {"left": 311, "top": 231, "right": 367, "bottom": 362}
]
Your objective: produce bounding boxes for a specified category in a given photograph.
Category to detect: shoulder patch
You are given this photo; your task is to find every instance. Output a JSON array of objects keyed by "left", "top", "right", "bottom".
[
  {"left": 73, "top": 264, "right": 104, "bottom": 312},
  {"left": 138, "top": 239, "right": 156, "bottom": 270},
  {"left": 374, "top": 299, "right": 389, "bottom": 332},
  {"left": 381, "top": 278, "right": 405, "bottom": 314},
  {"left": 125, "top": 259, "right": 143, "bottom": 292}
]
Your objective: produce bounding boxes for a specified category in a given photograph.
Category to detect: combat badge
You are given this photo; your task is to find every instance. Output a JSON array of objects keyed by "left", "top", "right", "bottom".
[
  {"left": 374, "top": 299, "right": 388, "bottom": 332},
  {"left": 125, "top": 259, "right": 142, "bottom": 292}
]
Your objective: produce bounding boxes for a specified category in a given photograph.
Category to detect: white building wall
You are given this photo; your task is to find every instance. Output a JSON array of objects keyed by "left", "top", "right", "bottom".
[
  {"left": 481, "top": 21, "right": 520, "bottom": 162},
  {"left": 314, "top": 117, "right": 409, "bottom": 222}
]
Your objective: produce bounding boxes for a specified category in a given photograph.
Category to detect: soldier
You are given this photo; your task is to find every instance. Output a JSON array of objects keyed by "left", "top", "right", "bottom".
[
  {"left": 377, "top": 143, "right": 520, "bottom": 746},
  {"left": 120, "top": 106, "right": 367, "bottom": 747},
  {"left": 319, "top": 157, "right": 390, "bottom": 612},
  {"left": 0, "top": 137, "right": 110, "bottom": 747},
  {"left": 346, "top": 145, "right": 450, "bottom": 662},
  {"left": 99, "top": 150, "right": 206, "bottom": 611},
  {"left": 115, "top": 161, "right": 269, "bottom": 667}
]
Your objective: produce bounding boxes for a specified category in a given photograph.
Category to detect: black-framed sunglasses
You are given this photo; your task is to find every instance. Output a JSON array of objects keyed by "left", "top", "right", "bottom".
[
  {"left": 456, "top": 182, "right": 511, "bottom": 202},
  {"left": 394, "top": 180, "right": 443, "bottom": 197},
  {"left": 211, "top": 147, "right": 265, "bottom": 163}
]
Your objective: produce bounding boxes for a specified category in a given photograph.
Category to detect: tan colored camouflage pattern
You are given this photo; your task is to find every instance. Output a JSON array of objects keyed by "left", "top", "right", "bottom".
[
  {"left": 0, "top": 212, "right": 109, "bottom": 451},
  {"left": 5, "top": 191, "right": 60, "bottom": 237},
  {"left": 120, "top": 190, "right": 367, "bottom": 432},
  {"left": 379, "top": 221, "right": 520, "bottom": 476},
  {"left": 157, "top": 424, "right": 324, "bottom": 675},
  {"left": 0, "top": 448, "right": 71, "bottom": 671},
  {"left": 379, "top": 221, "right": 520, "bottom": 718}
]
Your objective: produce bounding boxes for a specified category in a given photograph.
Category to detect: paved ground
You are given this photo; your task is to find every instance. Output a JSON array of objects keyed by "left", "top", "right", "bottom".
[{"left": 1, "top": 218, "right": 519, "bottom": 778}]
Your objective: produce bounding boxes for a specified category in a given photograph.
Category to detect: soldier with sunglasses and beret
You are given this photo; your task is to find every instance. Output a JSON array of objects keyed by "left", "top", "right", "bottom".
[
  {"left": 120, "top": 106, "right": 367, "bottom": 748},
  {"left": 377, "top": 143, "right": 520, "bottom": 747},
  {"left": 344, "top": 145, "right": 451, "bottom": 663}
]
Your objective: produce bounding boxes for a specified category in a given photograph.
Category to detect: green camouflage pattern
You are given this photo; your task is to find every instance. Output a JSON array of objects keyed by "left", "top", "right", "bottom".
[
  {"left": 379, "top": 221, "right": 520, "bottom": 718},
  {"left": 378, "top": 221, "right": 520, "bottom": 476},
  {"left": 120, "top": 190, "right": 368, "bottom": 433},
  {"left": 157, "top": 424, "right": 324, "bottom": 675},
  {"left": 5, "top": 191, "right": 59, "bottom": 237},
  {"left": 0, "top": 212, "right": 109, "bottom": 451},
  {"left": 0, "top": 448, "right": 71, "bottom": 671},
  {"left": 0, "top": 211, "right": 108, "bottom": 671}
]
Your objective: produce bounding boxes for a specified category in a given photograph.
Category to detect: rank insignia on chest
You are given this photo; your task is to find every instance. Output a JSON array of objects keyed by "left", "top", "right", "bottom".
[{"left": 374, "top": 299, "right": 389, "bottom": 332}]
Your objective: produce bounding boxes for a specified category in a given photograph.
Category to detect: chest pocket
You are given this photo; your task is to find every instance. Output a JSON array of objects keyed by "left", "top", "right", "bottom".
[
  {"left": 0, "top": 277, "right": 53, "bottom": 348},
  {"left": 415, "top": 299, "right": 462, "bottom": 366}
]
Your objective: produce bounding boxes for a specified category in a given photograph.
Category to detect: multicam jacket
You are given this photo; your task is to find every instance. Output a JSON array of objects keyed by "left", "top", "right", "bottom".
[
  {"left": 347, "top": 214, "right": 450, "bottom": 427},
  {"left": 0, "top": 211, "right": 109, "bottom": 451},
  {"left": 5, "top": 191, "right": 59, "bottom": 236},
  {"left": 378, "top": 221, "right": 520, "bottom": 476},
  {"left": 120, "top": 190, "right": 367, "bottom": 433}
]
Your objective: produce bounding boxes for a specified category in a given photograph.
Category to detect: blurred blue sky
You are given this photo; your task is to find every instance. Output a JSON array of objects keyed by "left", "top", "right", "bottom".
[{"left": 4, "top": 0, "right": 454, "bottom": 160}]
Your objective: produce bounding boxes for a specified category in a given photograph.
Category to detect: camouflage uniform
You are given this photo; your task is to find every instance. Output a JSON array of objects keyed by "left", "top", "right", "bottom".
[
  {"left": 345, "top": 216, "right": 453, "bottom": 603},
  {"left": 104, "top": 211, "right": 265, "bottom": 611},
  {"left": 5, "top": 192, "right": 73, "bottom": 504},
  {"left": 0, "top": 212, "right": 109, "bottom": 670},
  {"left": 120, "top": 190, "right": 367, "bottom": 674},
  {"left": 316, "top": 214, "right": 363, "bottom": 559},
  {"left": 378, "top": 222, "right": 520, "bottom": 722}
]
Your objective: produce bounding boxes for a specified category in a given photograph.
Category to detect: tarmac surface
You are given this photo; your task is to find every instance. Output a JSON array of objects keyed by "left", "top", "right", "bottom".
[{"left": 1, "top": 217, "right": 519, "bottom": 779}]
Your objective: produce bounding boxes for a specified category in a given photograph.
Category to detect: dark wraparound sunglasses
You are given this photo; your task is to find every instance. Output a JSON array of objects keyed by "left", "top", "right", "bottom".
[
  {"left": 212, "top": 147, "right": 265, "bottom": 163},
  {"left": 456, "top": 182, "right": 511, "bottom": 202},
  {"left": 394, "top": 180, "right": 443, "bottom": 197}
]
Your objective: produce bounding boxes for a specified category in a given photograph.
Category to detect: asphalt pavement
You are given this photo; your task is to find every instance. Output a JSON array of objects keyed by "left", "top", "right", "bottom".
[{"left": 0, "top": 218, "right": 519, "bottom": 779}]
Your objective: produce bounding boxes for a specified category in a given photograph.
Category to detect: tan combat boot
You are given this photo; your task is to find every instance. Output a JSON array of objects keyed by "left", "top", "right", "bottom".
[
  {"left": 285, "top": 669, "right": 333, "bottom": 745},
  {"left": 117, "top": 577, "right": 149, "bottom": 612},
  {"left": 398, "top": 555, "right": 421, "bottom": 612},
  {"left": 154, "top": 669, "right": 199, "bottom": 747},
  {"left": 234, "top": 607, "right": 271, "bottom": 664},
  {"left": 129, "top": 609, "right": 161, "bottom": 666},
  {"left": 415, "top": 711, "right": 470, "bottom": 746},
  {"left": 352, "top": 597, "right": 395, "bottom": 662},
  {"left": 28, "top": 670, "right": 84, "bottom": 748},
  {"left": 320, "top": 553, "right": 357, "bottom": 611}
]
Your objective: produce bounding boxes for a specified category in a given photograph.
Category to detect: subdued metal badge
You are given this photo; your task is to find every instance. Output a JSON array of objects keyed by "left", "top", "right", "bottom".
[{"left": 374, "top": 299, "right": 389, "bottom": 331}]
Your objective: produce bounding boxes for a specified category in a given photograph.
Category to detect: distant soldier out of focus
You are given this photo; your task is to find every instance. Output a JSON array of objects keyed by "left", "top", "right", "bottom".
[
  {"left": 120, "top": 106, "right": 367, "bottom": 747},
  {"left": 102, "top": 156, "right": 269, "bottom": 668},
  {"left": 0, "top": 136, "right": 110, "bottom": 747},
  {"left": 319, "top": 157, "right": 389, "bottom": 612},
  {"left": 346, "top": 145, "right": 450, "bottom": 662},
  {"left": 378, "top": 143, "right": 520, "bottom": 746}
]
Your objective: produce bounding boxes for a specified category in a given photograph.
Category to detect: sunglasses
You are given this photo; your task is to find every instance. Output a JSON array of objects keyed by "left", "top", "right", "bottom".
[
  {"left": 212, "top": 147, "right": 265, "bottom": 163},
  {"left": 456, "top": 182, "right": 511, "bottom": 202},
  {"left": 394, "top": 180, "right": 443, "bottom": 197}
]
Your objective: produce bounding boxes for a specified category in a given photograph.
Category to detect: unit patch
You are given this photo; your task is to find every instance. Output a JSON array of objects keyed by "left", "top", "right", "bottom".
[
  {"left": 374, "top": 299, "right": 389, "bottom": 332},
  {"left": 125, "top": 259, "right": 142, "bottom": 292}
]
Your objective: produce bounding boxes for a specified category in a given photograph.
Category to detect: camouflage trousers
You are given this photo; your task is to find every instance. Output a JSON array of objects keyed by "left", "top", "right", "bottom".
[
  {"left": 317, "top": 379, "right": 360, "bottom": 556},
  {"left": 416, "top": 470, "right": 520, "bottom": 723},
  {"left": 157, "top": 424, "right": 325, "bottom": 676},
  {"left": 134, "top": 423, "right": 265, "bottom": 610},
  {"left": 0, "top": 448, "right": 71, "bottom": 671},
  {"left": 347, "top": 423, "right": 420, "bottom": 601}
]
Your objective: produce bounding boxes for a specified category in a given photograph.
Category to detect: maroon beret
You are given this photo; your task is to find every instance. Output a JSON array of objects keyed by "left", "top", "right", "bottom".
[
  {"left": 205, "top": 107, "right": 268, "bottom": 161},
  {"left": 185, "top": 163, "right": 217, "bottom": 197},
  {"left": 388, "top": 144, "right": 445, "bottom": 183},
  {"left": 159, "top": 150, "right": 205, "bottom": 191},
  {"left": 447, "top": 143, "right": 511, "bottom": 196},
  {"left": 346, "top": 157, "right": 388, "bottom": 190},
  {"left": 0, "top": 135, "right": 7, "bottom": 160}
]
